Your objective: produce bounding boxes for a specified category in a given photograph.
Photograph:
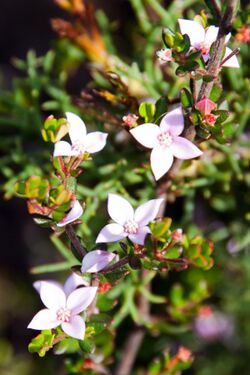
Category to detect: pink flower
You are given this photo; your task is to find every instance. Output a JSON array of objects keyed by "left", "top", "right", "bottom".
[
  {"left": 53, "top": 112, "right": 108, "bottom": 157},
  {"left": 195, "top": 97, "right": 217, "bottom": 115},
  {"left": 171, "top": 228, "right": 183, "bottom": 242},
  {"left": 28, "top": 280, "right": 97, "bottom": 340},
  {"left": 81, "top": 250, "right": 116, "bottom": 273},
  {"left": 178, "top": 19, "right": 239, "bottom": 68},
  {"left": 96, "top": 194, "right": 164, "bottom": 245},
  {"left": 130, "top": 106, "right": 202, "bottom": 180},
  {"left": 203, "top": 113, "right": 219, "bottom": 127},
  {"left": 156, "top": 48, "right": 173, "bottom": 63},
  {"left": 57, "top": 200, "right": 83, "bottom": 227},
  {"left": 122, "top": 114, "right": 139, "bottom": 127}
]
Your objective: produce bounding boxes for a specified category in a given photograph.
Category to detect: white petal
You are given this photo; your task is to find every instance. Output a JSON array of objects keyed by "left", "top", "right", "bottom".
[
  {"left": 108, "top": 194, "right": 134, "bottom": 225},
  {"left": 96, "top": 223, "right": 126, "bottom": 243},
  {"left": 134, "top": 199, "right": 164, "bottom": 226},
  {"left": 66, "top": 286, "right": 97, "bottom": 315},
  {"left": 64, "top": 273, "right": 88, "bottom": 296},
  {"left": 178, "top": 19, "right": 205, "bottom": 46},
  {"left": 128, "top": 226, "right": 151, "bottom": 245},
  {"left": 222, "top": 47, "right": 240, "bottom": 68},
  {"left": 53, "top": 141, "right": 77, "bottom": 157},
  {"left": 225, "top": 33, "right": 231, "bottom": 44},
  {"left": 130, "top": 124, "right": 160, "bottom": 149},
  {"left": 171, "top": 137, "right": 203, "bottom": 160},
  {"left": 39, "top": 281, "right": 66, "bottom": 310},
  {"left": 160, "top": 107, "right": 184, "bottom": 136},
  {"left": 66, "top": 112, "right": 86, "bottom": 144},
  {"left": 204, "top": 26, "right": 219, "bottom": 48},
  {"left": 150, "top": 146, "right": 174, "bottom": 181},
  {"left": 61, "top": 315, "right": 85, "bottom": 340},
  {"left": 33, "top": 280, "right": 62, "bottom": 294},
  {"left": 57, "top": 200, "right": 83, "bottom": 227},
  {"left": 85, "top": 132, "right": 108, "bottom": 154},
  {"left": 28, "top": 309, "right": 60, "bottom": 330},
  {"left": 81, "top": 250, "right": 116, "bottom": 273}
]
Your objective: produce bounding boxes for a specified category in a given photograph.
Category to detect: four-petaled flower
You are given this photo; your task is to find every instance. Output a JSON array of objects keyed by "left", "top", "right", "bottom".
[
  {"left": 57, "top": 200, "right": 84, "bottom": 227},
  {"left": 81, "top": 250, "right": 116, "bottom": 273},
  {"left": 96, "top": 194, "right": 164, "bottom": 245},
  {"left": 53, "top": 112, "right": 108, "bottom": 158},
  {"left": 130, "top": 106, "right": 202, "bottom": 180},
  {"left": 28, "top": 280, "right": 97, "bottom": 340},
  {"left": 178, "top": 19, "right": 239, "bottom": 68}
]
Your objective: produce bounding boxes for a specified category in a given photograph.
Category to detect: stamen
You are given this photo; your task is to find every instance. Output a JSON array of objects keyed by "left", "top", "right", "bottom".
[
  {"left": 158, "top": 131, "right": 173, "bottom": 147},
  {"left": 57, "top": 308, "right": 71, "bottom": 323},
  {"left": 123, "top": 220, "right": 139, "bottom": 235}
]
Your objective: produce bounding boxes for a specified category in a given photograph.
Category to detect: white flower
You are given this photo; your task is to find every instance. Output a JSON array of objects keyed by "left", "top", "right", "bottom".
[
  {"left": 156, "top": 48, "right": 173, "bottom": 63},
  {"left": 53, "top": 112, "right": 108, "bottom": 157},
  {"left": 96, "top": 194, "right": 164, "bottom": 245},
  {"left": 81, "top": 250, "right": 116, "bottom": 273},
  {"left": 130, "top": 106, "right": 202, "bottom": 180},
  {"left": 57, "top": 200, "right": 83, "bottom": 227},
  {"left": 178, "top": 19, "right": 239, "bottom": 68}
]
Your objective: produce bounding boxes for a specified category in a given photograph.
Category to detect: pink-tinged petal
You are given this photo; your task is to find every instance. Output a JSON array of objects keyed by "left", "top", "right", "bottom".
[
  {"left": 225, "top": 33, "right": 231, "bottom": 44},
  {"left": 81, "top": 250, "right": 116, "bottom": 273},
  {"left": 64, "top": 273, "right": 88, "bottom": 296},
  {"left": 204, "top": 26, "right": 219, "bottom": 48},
  {"left": 108, "top": 194, "right": 134, "bottom": 225},
  {"left": 66, "top": 112, "right": 86, "bottom": 144},
  {"left": 33, "top": 280, "right": 62, "bottom": 294},
  {"left": 53, "top": 141, "right": 76, "bottom": 157},
  {"left": 39, "top": 281, "right": 66, "bottom": 310},
  {"left": 178, "top": 19, "right": 205, "bottom": 46},
  {"left": 66, "top": 286, "right": 97, "bottom": 315},
  {"left": 128, "top": 226, "right": 151, "bottom": 245},
  {"left": 222, "top": 47, "right": 240, "bottom": 68},
  {"left": 202, "top": 53, "right": 210, "bottom": 62},
  {"left": 150, "top": 146, "right": 174, "bottom": 181},
  {"left": 130, "top": 124, "right": 160, "bottom": 149},
  {"left": 96, "top": 223, "right": 126, "bottom": 243},
  {"left": 171, "top": 137, "right": 203, "bottom": 160},
  {"left": 61, "top": 315, "right": 85, "bottom": 340},
  {"left": 57, "top": 200, "right": 83, "bottom": 227},
  {"left": 160, "top": 107, "right": 184, "bottom": 136},
  {"left": 134, "top": 199, "right": 164, "bottom": 226},
  {"left": 28, "top": 309, "right": 60, "bottom": 330},
  {"left": 85, "top": 132, "right": 108, "bottom": 154}
]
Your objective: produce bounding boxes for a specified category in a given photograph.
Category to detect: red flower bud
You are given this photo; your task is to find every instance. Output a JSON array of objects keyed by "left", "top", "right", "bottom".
[{"left": 195, "top": 97, "right": 216, "bottom": 115}]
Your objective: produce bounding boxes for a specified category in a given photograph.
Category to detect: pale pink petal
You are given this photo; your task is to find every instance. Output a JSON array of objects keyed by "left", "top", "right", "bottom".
[
  {"left": 64, "top": 274, "right": 88, "bottom": 296},
  {"left": 57, "top": 200, "right": 83, "bottom": 227},
  {"left": 134, "top": 199, "right": 164, "bottom": 226},
  {"left": 81, "top": 250, "right": 116, "bottom": 273},
  {"left": 85, "top": 132, "right": 108, "bottom": 154},
  {"left": 39, "top": 282, "right": 66, "bottom": 310},
  {"left": 128, "top": 226, "right": 151, "bottom": 245},
  {"left": 66, "top": 112, "right": 86, "bottom": 144},
  {"left": 171, "top": 137, "right": 203, "bottom": 160},
  {"left": 202, "top": 53, "right": 210, "bottom": 62},
  {"left": 53, "top": 141, "right": 77, "bottom": 157},
  {"left": 66, "top": 286, "right": 97, "bottom": 315},
  {"left": 150, "top": 146, "right": 174, "bottom": 181},
  {"left": 160, "top": 107, "right": 184, "bottom": 136},
  {"left": 130, "top": 124, "right": 160, "bottom": 149},
  {"left": 61, "top": 315, "right": 85, "bottom": 340},
  {"left": 28, "top": 309, "right": 60, "bottom": 330},
  {"left": 33, "top": 280, "right": 62, "bottom": 294},
  {"left": 178, "top": 19, "right": 205, "bottom": 46},
  {"left": 96, "top": 223, "right": 126, "bottom": 243},
  {"left": 108, "top": 194, "right": 134, "bottom": 225},
  {"left": 225, "top": 33, "right": 231, "bottom": 44},
  {"left": 222, "top": 47, "right": 240, "bottom": 68},
  {"left": 204, "top": 26, "right": 219, "bottom": 48}
]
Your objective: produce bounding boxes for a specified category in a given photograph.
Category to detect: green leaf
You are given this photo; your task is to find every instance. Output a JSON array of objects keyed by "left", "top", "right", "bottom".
[
  {"left": 139, "top": 102, "right": 156, "bottom": 122},
  {"left": 28, "top": 330, "right": 55, "bottom": 357},
  {"left": 180, "top": 88, "right": 193, "bottom": 108}
]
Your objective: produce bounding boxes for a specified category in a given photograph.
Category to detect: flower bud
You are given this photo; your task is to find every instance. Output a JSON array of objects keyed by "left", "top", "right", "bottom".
[{"left": 195, "top": 97, "right": 216, "bottom": 115}]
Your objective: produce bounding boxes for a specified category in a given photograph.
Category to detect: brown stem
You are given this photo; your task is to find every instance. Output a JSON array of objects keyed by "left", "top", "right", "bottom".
[
  {"left": 65, "top": 224, "right": 86, "bottom": 258},
  {"left": 101, "top": 256, "right": 130, "bottom": 274}
]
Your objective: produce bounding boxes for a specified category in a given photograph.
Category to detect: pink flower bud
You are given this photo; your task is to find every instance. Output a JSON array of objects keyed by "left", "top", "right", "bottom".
[
  {"left": 122, "top": 114, "right": 138, "bottom": 128},
  {"left": 171, "top": 228, "right": 183, "bottom": 242},
  {"left": 156, "top": 48, "right": 173, "bottom": 63},
  {"left": 203, "top": 113, "right": 219, "bottom": 127},
  {"left": 195, "top": 97, "right": 216, "bottom": 115},
  {"left": 176, "top": 346, "right": 192, "bottom": 362}
]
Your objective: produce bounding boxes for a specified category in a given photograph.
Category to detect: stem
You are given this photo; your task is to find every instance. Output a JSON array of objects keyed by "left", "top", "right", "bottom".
[
  {"left": 102, "top": 256, "right": 130, "bottom": 274},
  {"left": 65, "top": 225, "right": 86, "bottom": 258},
  {"left": 220, "top": 47, "right": 240, "bottom": 67}
]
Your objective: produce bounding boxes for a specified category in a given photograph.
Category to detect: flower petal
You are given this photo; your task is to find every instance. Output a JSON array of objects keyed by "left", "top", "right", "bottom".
[
  {"left": 66, "top": 286, "right": 97, "bottom": 315},
  {"left": 150, "top": 146, "right": 174, "bottom": 181},
  {"left": 64, "top": 273, "right": 88, "bottom": 296},
  {"left": 204, "top": 26, "right": 219, "bottom": 48},
  {"left": 66, "top": 112, "right": 86, "bottom": 144},
  {"left": 178, "top": 19, "right": 205, "bottom": 47},
  {"left": 81, "top": 250, "right": 116, "bottom": 273},
  {"left": 53, "top": 141, "right": 77, "bottom": 157},
  {"left": 28, "top": 309, "right": 60, "bottom": 330},
  {"left": 171, "top": 137, "right": 203, "bottom": 160},
  {"left": 61, "top": 315, "right": 86, "bottom": 340},
  {"left": 96, "top": 223, "right": 126, "bottom": 243},
  {"left": 85, "top": 132, "right": 108, "bottom": 154},
  {"left": 39, "top": 281, "right": 66, "bottom": 310},
  {"left": 128, "top": 226, "right": 151, "bottom": 245},
  {"left": 222, "top": 47, "right": 240, "bottom": 68},
  {"left": 130, "top": 124, "right": 160, "bottom": 149},
  {"left": 33, "top": 280, "right": 62, "bottom": 294},
  {"left": 57, "top": 200, "right": 83, "bottom": 227},
  {"left": 108, "top": 194, "right": 134, "bottom": 225},
  {"left": 160, "top": 107, "right": 184, "bottom": 136},
  {"left": 134, "top": 199, "right": 164, "bottom": 226}
]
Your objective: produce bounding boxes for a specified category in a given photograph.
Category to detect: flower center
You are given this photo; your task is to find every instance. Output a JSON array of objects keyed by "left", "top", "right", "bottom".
[
  {"left": 123, "top": 220, "right": 139, "bottom": 235},
  {"left": 56, "top": 307, "right": 71, "bottom": 323},
  {"left": 71, "top": 140, "right": 85, "bottom": 155},
  {"left": 195, "top": 42, "right": 210, "bottom": 55},
  {"left": 157, "top": 131, "right": 173, "bottom": 147}
]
